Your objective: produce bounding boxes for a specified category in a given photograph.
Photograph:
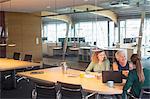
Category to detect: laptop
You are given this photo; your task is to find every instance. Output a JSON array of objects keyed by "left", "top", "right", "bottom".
[{"left": 102, "top": 71, "right": 122, "bottom": 83}]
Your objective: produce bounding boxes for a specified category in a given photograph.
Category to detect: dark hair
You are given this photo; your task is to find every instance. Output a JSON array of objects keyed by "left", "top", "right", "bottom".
[{"left": 131, "top": 54, "right": 145, "bottom": 82}]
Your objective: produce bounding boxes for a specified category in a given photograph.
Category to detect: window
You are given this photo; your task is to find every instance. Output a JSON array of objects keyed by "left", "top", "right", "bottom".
[{"left": 75, "top": 21, "right": 108, "bottom": 48}]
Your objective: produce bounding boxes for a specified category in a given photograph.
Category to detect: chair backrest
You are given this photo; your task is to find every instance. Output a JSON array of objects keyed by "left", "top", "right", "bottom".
[
  {"left": 33, "top": 81, "right": 56, "bottom": 99},
  {"left": 57, "top": 81, "right": 83, "bottom": 99},
  {"left": 139, "top": 87, "right": 150, "bottom": 99},
  {"left": 23, "top": 54, "right": 32, "bottom": 62},
  {"left": 13, "top": 52, "right": 20, "bottom": 60}
]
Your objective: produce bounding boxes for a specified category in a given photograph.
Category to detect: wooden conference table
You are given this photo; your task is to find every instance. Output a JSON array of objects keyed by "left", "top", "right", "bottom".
[
  {"left": 18, "top": 67, "right": 125, "bottom": 95},
  {"left": 0, "top": 58, "right": 40, "bottom": 71}
]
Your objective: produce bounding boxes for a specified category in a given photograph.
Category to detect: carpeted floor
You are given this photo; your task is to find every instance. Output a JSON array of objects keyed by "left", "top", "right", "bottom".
[{"left": 1, "top": 80, "right": 34, "bottom": 99}]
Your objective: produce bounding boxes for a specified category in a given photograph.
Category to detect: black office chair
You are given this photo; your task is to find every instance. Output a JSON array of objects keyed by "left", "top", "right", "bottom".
[
  {"left": 32, "top": 81, "right": 57, "bottom": 99},
  {"left": 3, "top": 52, "right": 21, "bottom": 84},
  {"left": 23, "top": 54, "right": 40, "bottom": 71},
  {"left": 1, "top": 70, "right": 15, "bottom": 90},
  {"left": 23, "top": 54, "right": 32, "bottom": 62},
  {"left": 139, "top": 87, "right": 150, "bottom": 98},
  {"left": 13, "top": 52, "right": 21, "bottom": 60},
  {"left": 57, "top": 81, "right": 84, "bottom": 99},
  {"left": 127, "top": 87, "right": 150, "bottom": 99},
  {"left": 16, "top": 54, "right": 33, "bottom": 83}
]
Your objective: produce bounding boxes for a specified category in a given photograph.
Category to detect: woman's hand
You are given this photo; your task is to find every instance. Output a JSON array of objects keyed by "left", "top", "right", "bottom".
[{"left": 122, "top": 70, "right": 129, "bottom": 77}]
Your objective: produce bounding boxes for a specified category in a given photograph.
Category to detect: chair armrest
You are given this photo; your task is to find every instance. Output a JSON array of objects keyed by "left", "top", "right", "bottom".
[
  {"left": 126, "top": 92, "right": 137, "bottom": 99},
  {"left": 85, "top": 92, "right": 97, "bottom": 99},
  {"left": 4, "top": 75, "right": 11, "bottom": 79}
]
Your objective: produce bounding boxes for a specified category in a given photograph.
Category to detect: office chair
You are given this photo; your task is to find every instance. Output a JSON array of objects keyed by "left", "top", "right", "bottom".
[
  {"left": 3, "top": 52, "right": 21, "bottom": 84},
  {"left": 16, "top": 54, "right": 33, "bottom": 83},
  {"left": 23, "top": 54, "right": 32, "bottom": 62},
  {"left": 57, "top": 81, "right": 84, "bottom": 99},
  {"left": 1, "top": 70, "right": 15, "bottom": 90},
  {"left": 139, "top": 87, "right": 150, "bottom": 98},
  {"left": 32, "top": 81, "right": 57, "bottom": 99},
  {"left": 23, "top": 54, "right": 40, "bottom": 71},
  {"left": 13, "top": 52, "right": 21, "bottom": 60},
  {"left": 57, "top": 81, "right": 96, "bottom": 99},
  {"left": 127, "top": 87, "right": 150, "bottom": 99}
]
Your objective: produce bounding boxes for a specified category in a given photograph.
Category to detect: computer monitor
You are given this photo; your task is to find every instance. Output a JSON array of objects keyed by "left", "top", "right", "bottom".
[{"left": 102, "top": 71, "right": 122, "bottom": 83}]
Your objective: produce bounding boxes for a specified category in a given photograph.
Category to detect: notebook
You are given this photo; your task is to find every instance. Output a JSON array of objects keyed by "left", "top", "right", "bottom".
[{"left": 102, "top": 71, "right": 122, "bottom": 83}]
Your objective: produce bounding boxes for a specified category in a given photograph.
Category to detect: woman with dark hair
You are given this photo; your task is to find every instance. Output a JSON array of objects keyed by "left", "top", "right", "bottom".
[
  {"left": 122, "top": 54, "right": 150, "bottom": 99},
  {"left": 85, "top": 50, "right": 110, "bottom": 73}
]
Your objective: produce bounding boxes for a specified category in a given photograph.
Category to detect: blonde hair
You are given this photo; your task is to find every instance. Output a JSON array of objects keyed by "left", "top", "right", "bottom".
[
  {"left": 131, "top": 54, "right": 145, "bottom": 83},
  {"left": 115, "top": 50, "right": 126, "bottom": 61},
  {"left": 91, "top": 50, "right": 107, "bottom": 63}
]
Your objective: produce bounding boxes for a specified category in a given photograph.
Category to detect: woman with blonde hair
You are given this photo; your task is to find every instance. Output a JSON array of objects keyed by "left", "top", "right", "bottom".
[
  {"left": 122, "top": 54, "right": 150, "bottom": 99},
  {"left": 113, "top": 50, "right": 133, "bottom": 78},
  {"left": 113, "top": 50, "right": 132, "bottom": 71},
  {"left": 85, "top": 50, "right": 110, "bottom": 73}
]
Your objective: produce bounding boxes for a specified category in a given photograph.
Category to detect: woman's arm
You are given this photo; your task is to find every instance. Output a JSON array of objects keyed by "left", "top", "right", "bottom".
[
  {"left": 105, "top": 59, "right": 110, "bottom": 70},
  {"left": 85, "top": 62, "right": 94, "bottom": 72},
  {"left": 128, "top": 61, "right": 133, "bottom": 70},
  {"left": 112, "top": 62, "right": 118, "bottom": 71}
]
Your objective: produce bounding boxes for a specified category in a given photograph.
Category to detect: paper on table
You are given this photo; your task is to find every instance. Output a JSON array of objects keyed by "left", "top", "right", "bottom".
[
  {"left": 84, "top": 74, "right": 95, "bottom": 78},
  {"left": 66, "top": 74, "right": 79, "bottom": 77}
]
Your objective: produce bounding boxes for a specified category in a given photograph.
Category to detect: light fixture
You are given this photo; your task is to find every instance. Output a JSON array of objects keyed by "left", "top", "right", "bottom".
[
  {"left": 8, "top": 43, "right": 16, "bottom": 47},
  {"left": 0, "top": 43, "right": 16, "bottom": 47},
  {"left": 0, "top": 43, "right": 7, "bottom": 46},
  {"left": 110, "top": 0, "right": 129, "bottom": 7},
  {"left": 0, "top": 0, "right": 11, "bottom": 3}
]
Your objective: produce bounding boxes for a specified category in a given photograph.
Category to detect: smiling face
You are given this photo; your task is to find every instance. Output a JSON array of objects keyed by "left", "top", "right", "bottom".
[
  {"left": 97, "top": 51, "right": 105, "bottom": 62},
  {"left": 117, "top": 52, "right": 127, "bottom": 63}
]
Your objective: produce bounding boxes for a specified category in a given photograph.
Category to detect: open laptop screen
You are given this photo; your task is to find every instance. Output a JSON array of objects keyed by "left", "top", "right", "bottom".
[{"left": 102, "top": 71, "right": 122, "bottom": 83}]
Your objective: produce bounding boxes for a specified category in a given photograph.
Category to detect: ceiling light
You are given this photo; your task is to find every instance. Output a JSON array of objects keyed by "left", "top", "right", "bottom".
[
  {"left": 110, "top": 1, "right": 129, "bottom": 7},
  {"left": 0, "top": 44, "right": 7, "bottom": 46},
  {"left": 0, "top": 0, "right": 11, "bottom": 3}
]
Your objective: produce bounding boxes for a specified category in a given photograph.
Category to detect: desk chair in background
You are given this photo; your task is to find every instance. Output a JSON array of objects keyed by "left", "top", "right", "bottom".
[
  {"left": 16, "top": 54, "right": 33, "bottom": 83},
  {"left": 13, "top": 52, "right": 21, "bottom": 60},
  {"left": 2, "top": 52, "right": 21, "bottom": 90},
  {"left": 3, "top": 52, "right": 21, "bottom": 79},
  {"left": 23, "top": 54, "right": 32, "bottom": 62},
  {"left": 32, "top": 81, "right": 57, "bottom": 99},
  {"left": 23, "top": 54, "right": 40, "bottom": 71}
]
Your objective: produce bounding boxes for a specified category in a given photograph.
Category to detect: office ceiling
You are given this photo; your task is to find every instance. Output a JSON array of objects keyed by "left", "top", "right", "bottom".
[{"left": 0, "top": 0, "right": 150, "bottom": 22}]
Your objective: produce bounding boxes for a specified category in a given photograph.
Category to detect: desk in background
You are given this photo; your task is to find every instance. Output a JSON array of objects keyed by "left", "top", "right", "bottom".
[{"left": 0, "top": 58, "right": 41, "bottom": 71}]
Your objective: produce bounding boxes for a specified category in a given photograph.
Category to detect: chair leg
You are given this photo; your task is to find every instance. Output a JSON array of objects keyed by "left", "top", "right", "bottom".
[
  {"left": 56, "top": 90, "right": 61, "bottom": 99},
  {"left": 32, "top": 89, "right": 37, "bottom": 99},
  {"left": 85, "top": 92, "right": 97, "bottom": 99}
]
